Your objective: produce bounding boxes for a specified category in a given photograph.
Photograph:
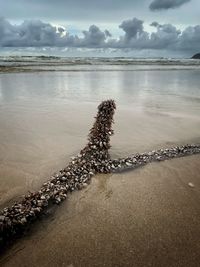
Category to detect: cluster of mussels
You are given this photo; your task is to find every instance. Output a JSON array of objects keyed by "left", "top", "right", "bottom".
[
  {"left": 0, "top": 99, "right": 200, "bottom": 248},
  {"left": 106, "top": 144, "right": 200, "bottom": 172}
]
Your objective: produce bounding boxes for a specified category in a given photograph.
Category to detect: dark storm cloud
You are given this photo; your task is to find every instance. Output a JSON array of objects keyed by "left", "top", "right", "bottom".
[
  {"left": 0, "top": 18, "right": 110, "bottom": 48},
  {"left": 81, "top": 25, "right": 111, "bottom": 47},
  {"left": 150, "top": 21, "right": 160, "bottom": 27},
  {"left": 148, "top": 22, "right": 181, "bottom": 49},
  {"left": 116, "top": 18, "right": 181, "bottom": 50},
  {"left": 178, "top": 25, "right": 200, "bottom": 51},
  {"left": 0, "top": 18, "right": 70, "bottom": 47},
  {"left": 0, "top": 17, "right": 200, "bottom": 54},
  {"left": 119, "top": 18, "right": 144, "bottom": 41},
  {"left": 149, "top": 0, "right": 191, "bottom": 11}
]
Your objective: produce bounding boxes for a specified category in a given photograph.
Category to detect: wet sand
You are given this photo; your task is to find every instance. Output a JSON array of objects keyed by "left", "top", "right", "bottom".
[
  {"left": 1, "top": 155, "right": 200, "bottom": 267},
  {"left": 0, "top": 68, "right": 200, "bottom": 266},
  {"left": 1, "top": 101, "right": 200, "bottom": 207}
]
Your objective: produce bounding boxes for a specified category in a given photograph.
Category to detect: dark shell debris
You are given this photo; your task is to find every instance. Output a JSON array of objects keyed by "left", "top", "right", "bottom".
[{"left": 0, "top": 99, "right": 200, "bottom": 248}]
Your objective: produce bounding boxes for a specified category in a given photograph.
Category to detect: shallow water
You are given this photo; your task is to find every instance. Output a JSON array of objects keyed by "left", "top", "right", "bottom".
[{"left": 0, "top": 65, "right": 200, "bottom": 266}]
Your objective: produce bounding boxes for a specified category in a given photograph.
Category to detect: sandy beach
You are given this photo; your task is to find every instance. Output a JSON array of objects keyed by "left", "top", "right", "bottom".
[
  {"left": 0, "top": 61, "right": 200, "bottom": 266},
  {"left": 1, "top": 155, "right": 200, "bottom": 267}
]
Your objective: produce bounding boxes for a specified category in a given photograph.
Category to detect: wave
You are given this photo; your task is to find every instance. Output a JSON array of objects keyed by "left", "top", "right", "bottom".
[{"left": 0, "top": 56, "right": 200, "bottom": 67}]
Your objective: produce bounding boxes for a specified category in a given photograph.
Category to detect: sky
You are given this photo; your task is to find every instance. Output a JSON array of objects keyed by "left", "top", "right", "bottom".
[{"left": 0, "top": 0, "right": 199, "bottom": 57}]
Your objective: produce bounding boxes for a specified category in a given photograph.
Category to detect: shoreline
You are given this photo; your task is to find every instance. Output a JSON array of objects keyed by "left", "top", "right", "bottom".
[{"left": 1, "top": 66, "right": 200, "bottom": 74}]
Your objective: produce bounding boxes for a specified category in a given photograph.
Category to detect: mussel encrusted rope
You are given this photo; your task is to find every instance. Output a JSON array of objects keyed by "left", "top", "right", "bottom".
[{"left": 0, "top": 99, "right": 200, "bottom": 248}]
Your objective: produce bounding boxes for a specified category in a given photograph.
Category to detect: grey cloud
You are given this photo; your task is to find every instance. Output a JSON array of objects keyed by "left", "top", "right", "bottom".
[
  {"left": 149, "top": 0, "right": 191, "bottom": 11},
  {"left": 116, "top": 19, "right": 198, "bottom": 52},
  {"left": 150, "top": 21, "right": 160, "bottom": 28},
  {"left": 179, "top": 25, "right": 200, "bottom": 50},
  {"left": 0, "top": 0, "right": 199, "bottom": 32},
  {"left": 81, "top": 25, "right": 110, "bottom": 47},
  {"left": 58, "top": 27, "right": 65, "bottom": 34},
  {"left": 0, "top": 18, "right": 74, "bottom": 47},
  {"left": 117, "top": 19, "right": 180, "bottom": 50},
  {"left": 0, "top": 18, "right": 111, "bottom": 48},
  {"left": 105, "top": 30, "right": 112, "bottom": 38},
  {"left": 148, "top": 23, "right": 181, "bottom": 49},
  {"left": 0, "top": 17, "right": 200, "bottom": 55},
  {"left": 119, "top": 18, "right": 144, "bottom": 41}
]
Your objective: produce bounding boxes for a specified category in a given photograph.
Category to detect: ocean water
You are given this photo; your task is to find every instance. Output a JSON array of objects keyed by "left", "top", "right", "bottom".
[{"left": 0, "top": 59, "right": 200, "bottom": 266}]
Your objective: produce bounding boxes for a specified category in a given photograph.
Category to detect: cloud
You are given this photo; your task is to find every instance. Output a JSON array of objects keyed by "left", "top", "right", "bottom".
[
  {"left": 149, "top": 0, "right": 191, "bottom": 11},
  {"left": 150, "top": 21, "right": 160, "bottom": 28},
  {"left": 179, "top": 25, "right": 200, "bottom": 51},
  {"left": 148, "top": 23, "right": 181, "bottom": 49},
  {"left": 119, "top": 18, "right": 144, "bottom": 41},
  {"left": 0, "top": 18, "right": 111, "bottom": 48},
  {"left": 0, "top": 17, "right": 200, "bottom": 55},
  {"left": 0, "top": 18, "right": 74, "bottom": 47},
  {"left": 117, "top": 19, "right": 181, "bottom": 50},
  {"left": 116, "top": 18, "right": 199, "bottom": 53},
  {"left": 81, "top": 25, "right": 111, "bottom": 47}
]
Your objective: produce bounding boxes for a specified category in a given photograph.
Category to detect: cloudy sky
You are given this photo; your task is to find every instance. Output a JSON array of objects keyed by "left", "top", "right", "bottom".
[{"left": 0, "top": 0, "right": 199, "bottom": 57}]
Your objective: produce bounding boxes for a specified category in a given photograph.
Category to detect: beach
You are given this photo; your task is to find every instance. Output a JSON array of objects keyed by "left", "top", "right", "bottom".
[
  {"left": 1, "top": 155, "right": 200, "bottom": 267},
  {"left": 0, "top": 58, "right": 200, "bottom": 266}
]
